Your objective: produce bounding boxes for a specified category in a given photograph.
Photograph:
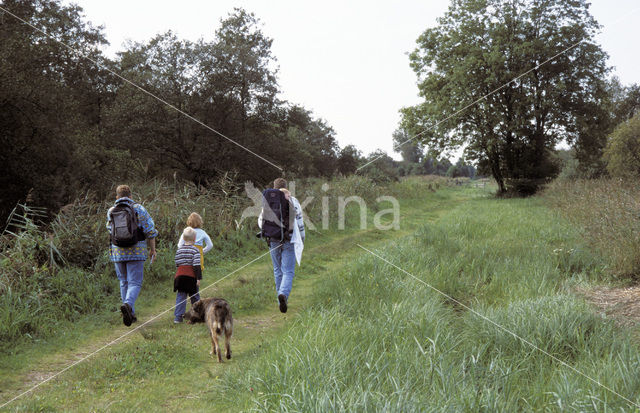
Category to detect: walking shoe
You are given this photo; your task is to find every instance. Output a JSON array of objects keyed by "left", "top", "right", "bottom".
[
  {"left": 173, "top": 319, "right": 183, "bottom": 324},
  {"left": 278, "top": 294, "right": 288, "bottom": 313},
  {"left": 131, "top": 315, "right": 137, "bottom": 323},
  {"left": 120, "top": 303, "right": 133, "bottom": 326}
]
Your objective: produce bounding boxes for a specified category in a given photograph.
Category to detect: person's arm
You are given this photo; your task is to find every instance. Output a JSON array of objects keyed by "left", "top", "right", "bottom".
[
  {"left": 106, "top": 207, "right": 113, "bottom": 231},
  {"left": 137, "top": 204, "right": 159, "bottom": 239},
  {"left": 202, "top": 231, "right": 213, "bottom": 254},
  {"left": 178, "top": 234, "right": 185, "bottom": 248},
  {"left": 136, "top": 204, "right": 158, "bottom": 260},
  {"left": 148, "top": 237, "right": 156, "bottom": 262},
  {"left": 258, "top": 209, "right": 263, "bottom": 229}
]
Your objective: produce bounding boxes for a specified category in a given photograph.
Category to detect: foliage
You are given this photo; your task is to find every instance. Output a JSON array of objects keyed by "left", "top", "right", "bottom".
[
  {"left": 0, "top": 1, "right": 350, "bottom": 225},
  {"left": 401, "top": 0, "right": 610, "bottom": 195},
  {"left": 360, "top": 150, "right": 400, "bottom": 183},
  {"left": 603, "top": 113, "right": 640, "bottom": 179},
  {"left": 0, "top": 0, "right": 112, "bottom": 221},
  {"left": 543, "top": 178, "right": 640, "bottom": 279},
  {"left": 336, "top": 145, "right": 362, "bottom": 175},
  {"left": 392, "top": 128, "right": 422, "bottom": 163}
]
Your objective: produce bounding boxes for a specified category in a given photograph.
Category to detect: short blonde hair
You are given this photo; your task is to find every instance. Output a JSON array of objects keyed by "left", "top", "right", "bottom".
[
  {"left": 274, "top": 178, "right": 287, "bottom": 189},
  {"left": 116, "top": 185, "right": 131, "bottom": 198},
  {"left": 182, "top": 226, "right": 196, "bottom": 242},
  {"left": 187, "top": 212, "right": 203, "bottom": 228}
]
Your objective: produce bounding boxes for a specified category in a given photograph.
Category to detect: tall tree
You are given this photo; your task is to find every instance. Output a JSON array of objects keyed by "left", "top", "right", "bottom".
[
  {"left": 401, "top": 0, "right": 609, "bottom": 194},
  {"left": 203, "top": 8, "right": 279, "bottom": 132},
  {"left": 337, "top": 145, "right": 362, "bottom": 175},
  {"left": 0, "top": 0, "right": 109, "bottom": 218},
  {"left": 103, "top": 32, "right": 210, "bottom": 183},
  {"left": 393, "top": 128, "right": 423, "bottom": 163}
]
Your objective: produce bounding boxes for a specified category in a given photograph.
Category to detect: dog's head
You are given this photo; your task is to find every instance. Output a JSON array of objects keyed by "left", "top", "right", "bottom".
[{"left": 185, "top": 299, "right": 206, "bottom": 324}]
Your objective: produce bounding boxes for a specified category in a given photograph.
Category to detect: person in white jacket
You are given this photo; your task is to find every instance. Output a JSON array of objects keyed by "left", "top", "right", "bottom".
[
  {"left": 178, "top": 212, "right": 213, "bottom": 274},
  {"left": 258, "top": 178, "right": 305, "bottom": 313}
]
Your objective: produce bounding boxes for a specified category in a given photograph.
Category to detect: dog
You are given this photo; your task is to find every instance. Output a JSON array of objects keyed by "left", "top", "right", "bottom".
[{"left": 185, "top": 297, "right": 233, "bottom": 362}]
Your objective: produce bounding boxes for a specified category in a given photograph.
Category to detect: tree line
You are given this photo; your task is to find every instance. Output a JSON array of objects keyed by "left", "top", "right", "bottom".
[
  {"left": 0, "top": 0, "right": 367, "bottom": 223},
  {"left": 5, "top": 0, "right": 638, "bottom": 225}
]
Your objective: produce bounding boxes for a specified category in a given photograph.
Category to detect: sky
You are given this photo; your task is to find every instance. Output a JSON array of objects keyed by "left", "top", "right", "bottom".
[{"left": 66, "top": 0, "right": 640, "bottom": 160}]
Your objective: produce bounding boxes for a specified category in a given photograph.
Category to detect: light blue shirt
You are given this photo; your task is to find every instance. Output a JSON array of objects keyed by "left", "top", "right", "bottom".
[{"left": 178, "top": 228, "right": 213, "bottom": 253}]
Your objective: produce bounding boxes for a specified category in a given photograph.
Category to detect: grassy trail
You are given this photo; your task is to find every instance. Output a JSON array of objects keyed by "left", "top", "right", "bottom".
[{"left": 1, "top": 187, "right": 470, "bottom": 411}]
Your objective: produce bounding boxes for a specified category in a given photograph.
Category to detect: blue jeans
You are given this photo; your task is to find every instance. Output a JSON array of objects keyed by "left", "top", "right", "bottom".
[
  {"left": 114, "top": 260, "right": 145, "bottom": 315},
  {"left": 269, "top": 241, "right": 296, "bottom": 299},
  {"left": 174, "top": 287, "right": 200, "bottom": 322}
]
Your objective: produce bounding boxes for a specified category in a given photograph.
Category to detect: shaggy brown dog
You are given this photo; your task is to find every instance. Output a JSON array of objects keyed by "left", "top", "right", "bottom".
[{"left": 185, "top": 297, "right": 233, "bottom": 362}]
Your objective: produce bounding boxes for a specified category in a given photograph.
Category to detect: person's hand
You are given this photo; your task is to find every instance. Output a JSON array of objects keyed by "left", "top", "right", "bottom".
[
  {"left": 148, "top": 248, "right": 157, "bottom": 263},
  {"left": 197, "top": 279, "right": 201, "bottom": 287}
]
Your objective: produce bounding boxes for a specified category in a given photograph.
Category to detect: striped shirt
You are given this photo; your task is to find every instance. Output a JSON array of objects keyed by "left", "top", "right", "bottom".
[{"left": 175, "top": 245, "right": 201, "bottom": 268}]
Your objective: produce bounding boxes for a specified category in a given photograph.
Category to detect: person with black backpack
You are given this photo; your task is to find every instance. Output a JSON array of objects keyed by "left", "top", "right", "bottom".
[
  {"left": 106, "top": 185, "right": 158, "bottom": 326},
  {"left": 258, "top": 178, "right": 305, "bottom": 313}
]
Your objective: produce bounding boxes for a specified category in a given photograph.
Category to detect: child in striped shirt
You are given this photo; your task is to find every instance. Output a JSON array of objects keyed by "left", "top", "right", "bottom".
[{"left": 173, "top": 227, "right": 202, "bottom": 323}]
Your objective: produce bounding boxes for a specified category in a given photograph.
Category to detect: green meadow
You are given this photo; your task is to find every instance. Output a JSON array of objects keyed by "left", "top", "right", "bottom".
[{"left": 2, "top": 182, "right": 640, "bottom": 412}]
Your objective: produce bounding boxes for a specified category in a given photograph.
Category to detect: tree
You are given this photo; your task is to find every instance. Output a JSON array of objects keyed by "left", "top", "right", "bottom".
[
  {"left": 362, "top": 150, "right": 399, "bottom": 182},
  {"left": 0, "top": 0, "right": 109, "bottom": 219},
  {"left": 393, "top": 128, "right": 422, "bottom": 163},
  {"left": 103, "top": 9, "right": 284, "bottom": 185},
  {"left": 206, "top": 8, "right": 279, "bottom": 132},
  {"left": 282, "top": 106, "right": 339, "bottom": 176},
  {"left": 604, "top": 113, "right": 640, "bottom": 178},
  {"left": 337, "top": 145, "right": 362, "bottom": 175},
  {"left": 611, "top": 80, "right": 640, "bottom": 124},
  {"left": 401, "top": 0, "right": 609, "bottom": 194}
]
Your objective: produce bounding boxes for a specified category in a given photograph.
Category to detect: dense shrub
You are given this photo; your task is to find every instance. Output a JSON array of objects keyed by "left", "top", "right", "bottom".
[{"left": 604, "top": 113, "right": 640, "bottom": 179}]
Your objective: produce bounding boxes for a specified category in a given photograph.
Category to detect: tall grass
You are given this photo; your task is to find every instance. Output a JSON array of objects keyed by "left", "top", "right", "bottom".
[
  {"left": 543, "top": 178, "right": 640, "bottom": 280},
  {"left": 0, "top": 174, "right": 407, "bottom": 348},
  {"left": 207, "top": 196, "right": 639, "bottom": 411}
]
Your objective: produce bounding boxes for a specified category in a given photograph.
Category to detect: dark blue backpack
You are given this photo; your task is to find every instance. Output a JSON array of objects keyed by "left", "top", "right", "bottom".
[{"left": 260, "top": 189, "right": 294, "bottom": 242}]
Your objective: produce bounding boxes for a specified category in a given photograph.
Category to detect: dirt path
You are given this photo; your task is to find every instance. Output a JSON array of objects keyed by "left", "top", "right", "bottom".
[{"left": 577, "top": 285, "right": 640, "bottom": 327}]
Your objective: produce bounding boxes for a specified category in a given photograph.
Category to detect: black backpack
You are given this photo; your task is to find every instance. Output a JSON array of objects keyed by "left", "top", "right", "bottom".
[
  {"left": 108, "top": 201, "right": 146, "bottom": 247},
  {"left": 260, "top": 189, "right": 295, "bottom": 242}
]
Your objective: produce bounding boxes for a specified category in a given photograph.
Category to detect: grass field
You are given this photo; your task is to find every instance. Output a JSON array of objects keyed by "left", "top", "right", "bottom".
[{"left": 2, "top": 183, "right": 639, "bottom": 412}]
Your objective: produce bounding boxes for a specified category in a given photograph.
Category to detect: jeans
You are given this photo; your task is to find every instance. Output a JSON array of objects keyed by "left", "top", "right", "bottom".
[
  {"left": 269, "top": 241, "right": 296, "bottom": 299},
  {"left": 114, "top": 260, "right": 145, "bottom": 315},
  {"left": 174, "top": 287, "right": 200, "bottom": 322}
]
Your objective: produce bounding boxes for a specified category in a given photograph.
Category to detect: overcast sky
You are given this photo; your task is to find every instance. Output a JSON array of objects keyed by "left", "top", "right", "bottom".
[{"left": 67, "top": 0, "right": 640, "bottom": 159}]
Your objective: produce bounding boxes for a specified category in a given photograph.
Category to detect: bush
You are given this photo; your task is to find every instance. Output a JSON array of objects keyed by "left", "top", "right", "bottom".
[{"left": 604, "top": 113, "right": 640, "bottom": 178}]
